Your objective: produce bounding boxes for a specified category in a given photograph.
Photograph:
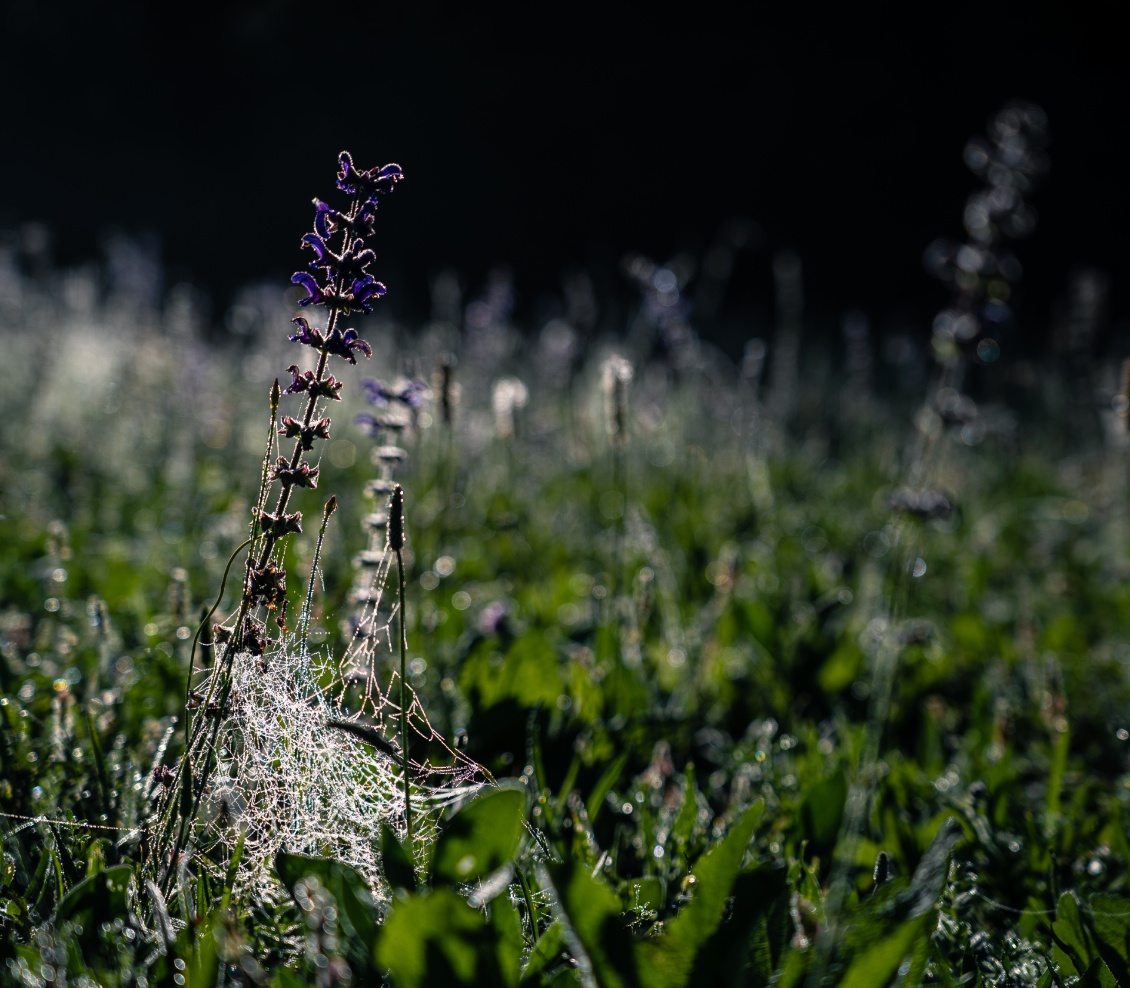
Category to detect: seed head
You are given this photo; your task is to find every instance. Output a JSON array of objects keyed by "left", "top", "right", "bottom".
[
  {"left": 602, "top": 355, "right": 633, "bottom": 448},
  {"left": 388, "top": 485, "right": 405, "bottom": 550}
]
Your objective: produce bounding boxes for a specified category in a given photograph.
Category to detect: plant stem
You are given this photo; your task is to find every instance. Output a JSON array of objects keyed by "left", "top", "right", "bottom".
[{"left": 396, "top": 545, "right": 413, "bottom": 849}]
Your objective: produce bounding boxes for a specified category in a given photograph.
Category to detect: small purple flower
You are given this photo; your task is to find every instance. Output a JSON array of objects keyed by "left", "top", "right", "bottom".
[
  {"left": 287, "top": 318, "right": 371, "bottom": 364},
  {"left": 292, "top": 271, "right": 326, "bottom": 307},
  {"left": 322, "top": 326, "right": 372, "bottom": 364},
  {"left": 313, "top": 197, "right": 378, "bottom": 240},
  {"left": 336, "top": 240, "right": 376, "bottom": 282},
  {"left": 336, "top": 152, "right": 404, "bottom": 204},
  {"left": 361, "top": 379, "right": 396, "bottom": 407},
  {"left": 398, "top": 379, "right": 429, "bottom": 409},
  {"left": 302, "top": 236, "right": 375, "bottom": 284},
  {"left": 313, "top": 199, "right": 336, "bottom": 239},
  {"left": 350, "top": 276, "right": 387, "bottom": 313},
  {"left": 284, "top": 365, "right": 343, "bottom": 400},
  {"left": 293, "top": 270, "right": 384, "bottom": 314},
  {"left": 302, "top": 233, "right": 329, "bottom": 263},
  {"left": 479, "top": 600, "right": 509, "bottom": 637},
  {"left": 288, "top": 316, "right": 323, "bottom": 347},
  {"left": 362, "top": 377, "right": 428, "bottom": 410},
  {"left": 284, "top": 364, "right": 313, "bottom": 393}
]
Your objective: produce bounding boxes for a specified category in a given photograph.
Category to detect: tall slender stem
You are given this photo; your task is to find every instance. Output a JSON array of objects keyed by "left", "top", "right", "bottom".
[{"left": 396, "top": 545, "right": 413, "bottom": 848}]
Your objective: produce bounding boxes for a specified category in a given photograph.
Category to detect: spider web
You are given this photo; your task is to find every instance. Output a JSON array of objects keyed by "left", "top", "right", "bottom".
[{"left": 187, "top": 536, "right": 486, "bottom": 898}]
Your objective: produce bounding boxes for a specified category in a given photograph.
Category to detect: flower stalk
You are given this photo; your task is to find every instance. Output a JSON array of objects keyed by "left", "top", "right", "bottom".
[{"left": 152, "top": 152, "right": 403, "bottom": 891}]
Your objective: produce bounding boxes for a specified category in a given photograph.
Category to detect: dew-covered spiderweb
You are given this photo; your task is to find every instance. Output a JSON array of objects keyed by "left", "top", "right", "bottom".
[{"left": 185, "top": 529, "right": 487, "bottom": 898}]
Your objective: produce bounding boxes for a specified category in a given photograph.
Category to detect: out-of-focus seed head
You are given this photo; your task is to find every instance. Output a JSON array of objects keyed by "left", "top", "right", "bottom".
[
  {"left": 388, "top": 485, "right": 405, "bottom": 550},
  {"left": 602, "top": 355, "right": 633, "bottom": 448}
]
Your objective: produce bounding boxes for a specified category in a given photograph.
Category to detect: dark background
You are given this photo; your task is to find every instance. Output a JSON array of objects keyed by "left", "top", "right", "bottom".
[{"left": 2, "top": 0, "right": 1126, "bottom": 354}]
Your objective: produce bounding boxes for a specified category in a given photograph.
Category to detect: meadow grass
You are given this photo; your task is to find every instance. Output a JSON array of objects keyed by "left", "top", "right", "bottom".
[{"left": 3, "top": 115, "right": 1130, "bottom": 987}]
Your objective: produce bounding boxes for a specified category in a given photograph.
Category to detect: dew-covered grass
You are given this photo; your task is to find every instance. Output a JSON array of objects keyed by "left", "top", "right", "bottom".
[{"left": 5, "top": 118, "right": 1130, "bottom": 988}]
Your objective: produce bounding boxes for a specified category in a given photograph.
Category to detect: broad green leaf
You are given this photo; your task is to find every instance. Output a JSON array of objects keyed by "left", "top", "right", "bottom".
[
  {"left": 1054, "top": 891, "right": 1095, "bottom": 977},
  {"left": 640, "top": 803, "right": 762, "bottom": 988},
  {"left": 1077, "top": 957, "right": 1119, "bottom": 988},
  {"left": 183, "top": 911, "right": 219, "bottom": 988},
  {"left": 381, "top": 824, "right": 418, "bottom": 892},
  {"left": 740, "top": 866, "right": 792, "bottom": 985},
  {"left": 84, "top": 839, "right": 109, "bottom": 879},
  {"left": 274, "top": 851, "right": 379, "bottom": 960},
  {"left": 838, "top": 912, "right": 932, "bottom": 988},
  {"left": 587, "top": 750, "right": 629, "bottom": 825},
  {"left": 376, "top": 887, "right": 521, "bottom": 987},
  {"left": 54, "top": 864, "right": 132, "bottom": 927},
  {"left": 521, "top": 921, "right": 567, "bottom": 986},
  {"left": 24, "top": 847, "right": 52, "bottom": 920},
  {"left": 548, "top": 858, "right": 642, "bottom": 988},
  {"left": 905, "top": 817, "right": 960, "bottom": 916},
  {"left": 818, "top": 643, "right": 863, "bottom": 693},
  {"left": 462, "top": 631, "right": 563, "bottom": 710},
  {"left": 798, "top": 768, "right": 847, "bottom": 858},
  {"left": 432, "top": 782, "right": 527, "bottom": 885},
  {"left": 1084, "top": 893, "right": 1130, "bottom": 986},
  {"left": 668, "top": 763, "right": 700, "bottom": 858}
]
